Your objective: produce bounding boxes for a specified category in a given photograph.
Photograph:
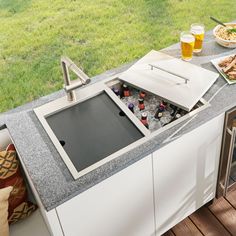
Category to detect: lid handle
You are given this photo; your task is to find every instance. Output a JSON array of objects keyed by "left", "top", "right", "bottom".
[{"left": 149, "top": 64, "right": 190, "bottom": 84}]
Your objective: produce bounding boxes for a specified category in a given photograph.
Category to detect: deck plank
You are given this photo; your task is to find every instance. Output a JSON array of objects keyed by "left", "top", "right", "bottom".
[
  {"left": 171, "top": 217, "right": 202, "bottom": 236},
  {"left": 167, "top": 188, "right": 236, "bottom": 235},
  {"left": 189, "top": 206, "right": 231, "bottom": 236},
  {"left": 208, "top": 197, "right": 236, "bottom": 235}
]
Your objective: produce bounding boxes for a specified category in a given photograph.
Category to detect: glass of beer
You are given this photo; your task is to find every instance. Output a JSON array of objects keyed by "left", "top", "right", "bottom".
[
  {"left": 190, "top": 23, "right": 205, "bottom": 53},
  {"left": 180, "top": 31, "right": 195, "bottom": 61}
]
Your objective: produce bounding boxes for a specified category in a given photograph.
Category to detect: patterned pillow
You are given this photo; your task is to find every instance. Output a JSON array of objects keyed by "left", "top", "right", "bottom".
[
  {"left": 0, "top": 144, "right": 37, "bottom": 224},
  {"left": 0, "top": 186, "right": 13, "bottom": 236}
]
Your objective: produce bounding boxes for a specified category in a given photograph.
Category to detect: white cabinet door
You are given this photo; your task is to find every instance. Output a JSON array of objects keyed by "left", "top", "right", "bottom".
[
  {"left": 153, "top": 113, "right": 224, "bottom": 236},
  {"left": 56, "top": 155, "right": 155, "bottom": 236}
]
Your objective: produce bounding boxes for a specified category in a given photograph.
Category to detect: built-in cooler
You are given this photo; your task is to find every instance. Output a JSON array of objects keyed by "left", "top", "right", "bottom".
[{"left": 106, "top": 79, "right": 205, "bottom": 133}]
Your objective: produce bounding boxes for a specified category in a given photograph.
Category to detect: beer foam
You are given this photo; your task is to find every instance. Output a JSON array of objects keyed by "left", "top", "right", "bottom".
[
  {"left": 191, "top": 25, "right": 204, "bottom": 34},
  {"left": 181, "top": 34, "right": 194, "bottom": 43}
]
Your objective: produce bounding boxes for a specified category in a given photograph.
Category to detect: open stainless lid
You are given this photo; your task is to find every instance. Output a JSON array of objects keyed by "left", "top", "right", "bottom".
[{"left": 119, "top": 50, "right": 218, "bottom": 111}]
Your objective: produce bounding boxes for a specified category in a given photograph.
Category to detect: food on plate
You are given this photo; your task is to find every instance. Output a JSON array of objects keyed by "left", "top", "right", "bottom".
[
  {"left": 215, "top": 25, "right": 236, "bottom": 41},
  {"left": 218, "top": 55, "right": 236, "bottom": 80}
]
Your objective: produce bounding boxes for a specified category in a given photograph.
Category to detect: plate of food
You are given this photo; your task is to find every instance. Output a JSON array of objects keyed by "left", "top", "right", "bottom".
[{"left": 211, "top": 54, "right": 236, "bottom": 84}]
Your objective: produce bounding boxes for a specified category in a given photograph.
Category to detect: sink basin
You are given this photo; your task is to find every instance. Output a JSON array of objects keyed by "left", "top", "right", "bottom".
[
  {"left": 34, "top": 82, "right": 147, "bottom": 179},
  {"left": 46, "top": 92, "right": 143, "bottom": 176}
]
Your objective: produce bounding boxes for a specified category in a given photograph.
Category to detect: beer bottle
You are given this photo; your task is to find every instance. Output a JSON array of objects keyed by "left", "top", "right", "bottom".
[
  {"left": 159, "top": 101, "right": 167, "bottom": 111},
  {"left": 112, "top": 88, "right": 120, "bottom": 97},
  {"left": 154, "top": 110, "right": 163, "bottom": 119},
  {"left": 140, "top": 112, "right": 149, "bottom": 129},
  {"left": 123, "top": 84, "right": 130, "bottom": 97},
  {"left": 139, "top": 91, "right": 146, "bottom": 99},
  {"left": 128, "top": 103, "right": 135, "bottom": 113},
  {"left": 138, "top": 98, "right": 145, "bottom": 110}
]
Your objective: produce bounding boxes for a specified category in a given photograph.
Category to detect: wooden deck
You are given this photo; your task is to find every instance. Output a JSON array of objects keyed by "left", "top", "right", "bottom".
[{"left": 163, "top": 188, "right": 236, "bottom": 236}]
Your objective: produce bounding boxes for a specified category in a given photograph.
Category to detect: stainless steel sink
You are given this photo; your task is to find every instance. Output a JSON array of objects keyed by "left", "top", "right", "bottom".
[
  {"left": 34, "top": 79, "right": 148, "bottom": 179},
  {"left": 46, "top": 92, "right": 144, "bottom": 176}
]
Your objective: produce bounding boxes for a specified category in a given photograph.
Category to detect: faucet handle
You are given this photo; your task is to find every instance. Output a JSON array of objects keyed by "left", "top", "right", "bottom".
[
  {"left": 61, "top": 56, "right": 90, "bottom": 85},
  {"left": 61, "top": 56, "right": 91, "bottom": 101}
]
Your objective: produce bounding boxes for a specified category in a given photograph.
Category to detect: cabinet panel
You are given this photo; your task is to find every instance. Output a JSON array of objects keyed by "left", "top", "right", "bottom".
[
  {"left": 153, "top": 113, "right": 224, "bottom": 235},
  {"left": 56, "top": 155, "right": 155, "bottom": 236}
]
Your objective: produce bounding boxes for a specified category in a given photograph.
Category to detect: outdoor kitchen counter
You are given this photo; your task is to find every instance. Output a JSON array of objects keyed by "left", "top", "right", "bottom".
[{"left": 0, "top": 30, "right": 236, "bottom": 211}]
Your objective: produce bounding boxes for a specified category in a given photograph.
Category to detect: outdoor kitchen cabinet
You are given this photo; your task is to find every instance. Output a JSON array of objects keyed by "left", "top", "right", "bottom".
[
  {"left": 6, "top": 109, "right": 227, "bottom": 236},
  {"left": 153, "top": 113, "right": 225, "bottom": 235},
  {"left": 55, "top": 154, "right": 155, "bottom": 236},
  {"left": 38, "top": 113, "right": 225, "bottom": 236}
]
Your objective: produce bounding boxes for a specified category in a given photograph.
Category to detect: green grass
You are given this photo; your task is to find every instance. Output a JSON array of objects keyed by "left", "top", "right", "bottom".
[{"left": 0, "top": 0, "right": 235, "bottom": 112}]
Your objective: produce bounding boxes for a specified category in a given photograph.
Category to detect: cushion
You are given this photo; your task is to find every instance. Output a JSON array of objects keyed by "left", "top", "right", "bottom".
[
  {"left": 0, "top": 129, "right": 12, "bottom": 152},
  {"left": 0, "top": 144, "right": 37, "bottom": 224},
  {"left": 0, "top": 186, "right": 13, "bottom": 236}
]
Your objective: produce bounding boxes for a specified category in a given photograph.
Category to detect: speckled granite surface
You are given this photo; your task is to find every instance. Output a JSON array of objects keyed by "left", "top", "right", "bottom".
[{"left": 1, "top": 30, "right": 236, "bottom": 211}]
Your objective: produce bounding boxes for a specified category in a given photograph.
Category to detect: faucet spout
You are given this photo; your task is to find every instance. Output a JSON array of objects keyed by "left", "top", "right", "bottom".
[{"left": 61, "top": 56, "right": 91, "bottom": 101}]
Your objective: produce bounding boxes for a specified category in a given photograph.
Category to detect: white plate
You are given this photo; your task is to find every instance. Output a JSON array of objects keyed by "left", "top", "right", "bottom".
[{"left": 211, "top": 54, "right": 236, "bottom": 85}]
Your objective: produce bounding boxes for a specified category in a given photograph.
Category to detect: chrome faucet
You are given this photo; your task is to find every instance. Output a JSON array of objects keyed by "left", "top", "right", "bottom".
[{"left": 61, "top": 56, "right": 91, "bottom": 101}]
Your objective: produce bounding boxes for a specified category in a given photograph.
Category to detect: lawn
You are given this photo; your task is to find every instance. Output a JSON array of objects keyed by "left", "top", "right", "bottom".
[{"left": 0, "top": 0, "right": 235, "bottom": 112}]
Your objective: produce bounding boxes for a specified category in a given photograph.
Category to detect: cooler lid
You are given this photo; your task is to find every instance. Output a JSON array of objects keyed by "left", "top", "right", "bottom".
[{"left": 119, "top": 50, "right": 218, "bottom": 111}]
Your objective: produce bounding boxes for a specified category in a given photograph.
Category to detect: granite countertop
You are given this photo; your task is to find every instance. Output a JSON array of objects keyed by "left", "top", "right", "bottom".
[{"left": 1, "top": 30, "right": 236, "bottom": 211}]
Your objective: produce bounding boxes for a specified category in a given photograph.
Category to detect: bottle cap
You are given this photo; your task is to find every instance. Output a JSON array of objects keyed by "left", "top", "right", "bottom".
[
  {"left": 175, "top": 113, "right": 181, "bottom": 119},
  {"left": 158, "top": 112, "right": 163, "bottom": 118},
  {"left": 138, "top": 98, "right": 144, "bottom": 102},
  {"left": 139, "top": 91, "right": 146, "bottom": 98},
  {"left": 162, "top": 101, "right": 168, "bottom": 106},
  {"left": 159, "top": 105, "right": 165, "bottom": 112},
  {"left": 141, "top": 112, "right": 147, "bottom": 118},
  {"left": 128, "top": 103, "right": 134, "bottom": 109},
  {"left": 113, "top": 88, "right": 119, "bottom": 95}
]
